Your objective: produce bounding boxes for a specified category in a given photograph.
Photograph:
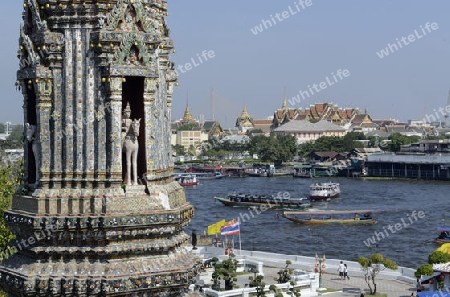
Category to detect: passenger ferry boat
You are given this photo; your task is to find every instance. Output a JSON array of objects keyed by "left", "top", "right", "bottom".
[
  {"left": 174, "top": 174, "right": 198, "bottom": 187},
  {"left": 309, "top": 182, "right": 340, "bottom": 201},
  {"left": 214, "top": 193, "right": 311, "bottom": 210}
]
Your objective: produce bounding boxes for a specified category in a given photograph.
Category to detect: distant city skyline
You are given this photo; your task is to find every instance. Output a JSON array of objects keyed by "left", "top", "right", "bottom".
[{"left": 1, "top": 1, "right": 450, "bottom": 128}]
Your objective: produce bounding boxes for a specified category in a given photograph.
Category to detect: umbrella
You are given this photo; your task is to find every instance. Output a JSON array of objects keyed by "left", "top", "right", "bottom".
[{"left": 436, "top": 243, "right": 450, "bottom": 254}]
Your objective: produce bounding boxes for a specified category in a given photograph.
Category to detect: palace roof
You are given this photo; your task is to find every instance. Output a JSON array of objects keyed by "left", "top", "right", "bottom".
[{"left": 273, "top": 120, "right": 345, "bottom": 132}]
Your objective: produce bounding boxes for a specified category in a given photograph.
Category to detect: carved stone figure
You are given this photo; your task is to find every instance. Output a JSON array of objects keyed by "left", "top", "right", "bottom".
[
  {"left": 122, "top": 103, "right": 141, "bottom": 186},
  {"left": 122, "top": 103, "right": 132, "bottom": 146},
  {"left": 25, "top": 123, "right": 40, "bottom": 186}
]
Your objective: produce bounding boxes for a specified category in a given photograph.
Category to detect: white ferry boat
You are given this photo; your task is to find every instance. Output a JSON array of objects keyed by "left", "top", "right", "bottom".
[{"left": 309, "top": 182, "right": 340, "bottom": 201}]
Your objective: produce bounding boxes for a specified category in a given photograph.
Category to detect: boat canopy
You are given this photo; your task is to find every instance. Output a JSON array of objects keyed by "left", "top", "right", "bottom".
[{"left": 437, "top": 227, "right": 450, "bottom": 232}]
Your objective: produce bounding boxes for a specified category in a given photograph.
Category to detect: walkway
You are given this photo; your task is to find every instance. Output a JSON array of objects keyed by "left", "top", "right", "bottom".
[
  {"left": 194, "top": 246, "right": 417, "bottom": 297},
  {"left": 318, "top": 272, "right": 415, "bottom": 297},
  {"left": 242, "top": 265, "right": 415, "bottom": 297}
]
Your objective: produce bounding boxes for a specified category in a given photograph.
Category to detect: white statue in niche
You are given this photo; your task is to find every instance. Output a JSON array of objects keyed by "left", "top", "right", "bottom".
[
  {"left": 25, "top": 123, "right": 40, "bottom": 187},
  {"left": 122, "top": 103, "right": 141, "bottom": 186}
]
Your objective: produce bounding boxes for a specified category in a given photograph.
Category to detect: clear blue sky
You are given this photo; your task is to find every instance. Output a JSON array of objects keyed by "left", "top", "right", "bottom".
[{"left": 1, "top": 1, "right": 450, "bottom": 128}]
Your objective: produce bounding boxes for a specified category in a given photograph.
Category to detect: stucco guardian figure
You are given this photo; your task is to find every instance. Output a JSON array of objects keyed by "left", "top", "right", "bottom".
[
  {"left": 25, "top": 123, "right": 40, "bottom": 187},
  {"left": 122, "top": 103, "right": 141, "bottom": 186}
]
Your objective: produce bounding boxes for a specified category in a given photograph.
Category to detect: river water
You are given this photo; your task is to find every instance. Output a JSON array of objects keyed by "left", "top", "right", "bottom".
[{"left": 183, "top": 176, "right": 450, "bottom": 269}]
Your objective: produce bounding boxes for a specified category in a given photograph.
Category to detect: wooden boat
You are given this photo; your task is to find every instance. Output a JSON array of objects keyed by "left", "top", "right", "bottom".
[
  {"left": 436, "top": 227, "right": 450, "bottom": 245},
  {"left": 214, "top": 193, "right": 311, "bottom": 210},
  {"left": 309, "top": 182, "right": 340, "bottom": 200},
  {"left": 283, "top": 210, "right": 376, "bottom": 225}
]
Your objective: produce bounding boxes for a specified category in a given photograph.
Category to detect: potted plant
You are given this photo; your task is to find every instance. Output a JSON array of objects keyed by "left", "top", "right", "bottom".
[{"left": 211, "top": 257, "right": 221, "bottom": 291}]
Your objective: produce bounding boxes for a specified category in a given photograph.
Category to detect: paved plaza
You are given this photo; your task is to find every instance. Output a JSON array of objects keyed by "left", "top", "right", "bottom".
[{"left": 195, "top": 246, "right": 417, "bottom": 297}]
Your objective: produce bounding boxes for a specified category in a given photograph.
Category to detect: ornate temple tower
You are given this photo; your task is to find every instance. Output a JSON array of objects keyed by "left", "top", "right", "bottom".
[
  {"left": 235, "top": 104, "right": 253, "bottom": 133},
  {"left": 0, "top": 0, "right": 198, "bottom": 296}
]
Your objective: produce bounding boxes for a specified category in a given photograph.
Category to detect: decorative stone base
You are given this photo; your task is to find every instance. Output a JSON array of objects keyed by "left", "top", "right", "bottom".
[
  {"left": 125, "top": 184, "right": 147, "bottom": 197},
  {"left": 10, "top": 181, "right": 186, "bottom": 215},
  {"left": 0, "top": 198, "right": 198, "bottom": 296},
  {"left": 0, "top": 246, "right": 200, "bottom": 296}
]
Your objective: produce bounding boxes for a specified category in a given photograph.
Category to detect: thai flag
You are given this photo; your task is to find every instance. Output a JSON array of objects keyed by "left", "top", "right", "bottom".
[{"left": 220, "top": 221, "right": 240, "bottom": 236}]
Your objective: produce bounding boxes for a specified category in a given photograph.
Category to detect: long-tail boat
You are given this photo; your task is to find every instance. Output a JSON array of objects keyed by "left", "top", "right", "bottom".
[
  {"left": 283, "top": 210, "right": 376, "bottom": 225},
  {"left": 436, "top": 227, "right": 450, "bottom": 245}
]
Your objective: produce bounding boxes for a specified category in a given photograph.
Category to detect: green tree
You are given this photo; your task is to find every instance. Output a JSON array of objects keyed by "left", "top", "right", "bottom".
[
  {"left": 248, "top": 134, "right": 297, "bottom": 165},
  {"left": 276, "top": 260, "right": 294, "bottom": 284},
  {"left": 276, "top": 135, "right": 298, "bottom": 164},
  {"left": 298, "top": 133, "right": 367, "bottom": 158},
  {"left": 342, "top": 132, "right": 366, "bottom": 151},
  {"left": 172, "top": 144, "right": 186, "bottom": 156},
  {"left": 248, "top": 269, "right": 266, "bottom": 297},
  {"left": 298, "top": 141, "right": 316, "bottom": 158},
  {"left": 388, "top": 133, "right": 421, "bottom": 152},
  {"left": 177, "top": 122, "right": 199, "bottom": 131},
  {"left": 222, "top": 254, "right": 239, "bottom": 290},
  {"left": 211, "top": 254, "right": 239, "bottom": 291},
  {"left": 269, "top": 284, "right": 283, "bottom": 297},
  {"left": 0, "top": 123, "right": 5, "bottom": 134},
  {"left": 187, "top": 145, "right": 196, "bottom": 156},
  {"left": 415, "top": 264, "right": 433, "bottom": 278},
  {"left": 367, "top": 136, "right": 388, "bottom": 149},
  {"left": 358, "top": 253, "right": 398, "bottom": 295},
  {"left": 428, "top": 250, "right": 450, "bottom": 264},
  {"left": 0, "top": 161, "right": 23, "bottom": 264},
  {"left": 246, "top": 128, "right": 263, "bottom": 136},
  {"left": 269, "top": 260, "right": 301, "bottom": 297},
  {"left": 415, "top": 249, "right": 450, "bottom": 283},
  {"left": 211, "top": 257, "right": 221, "bottom": 291},
  {"left": 2, "top": 124, "right": 23, "bottom": 150}
]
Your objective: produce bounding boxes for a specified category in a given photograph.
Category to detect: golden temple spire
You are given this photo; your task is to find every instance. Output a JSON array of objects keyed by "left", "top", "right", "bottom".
[
  {"left": 240, "top": 104, "right": 251, "bottom": 120},
  {"left": 183, "top": 103, "right": 193, "bottom": 123},
  {"left": 282, "top": 88, "right": 288, "bottom": 110}
]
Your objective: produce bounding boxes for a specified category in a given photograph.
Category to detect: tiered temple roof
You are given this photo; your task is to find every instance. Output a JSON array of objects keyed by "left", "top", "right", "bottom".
[{"left": 273, "top": 101, "right": 361, "bottom": 129}]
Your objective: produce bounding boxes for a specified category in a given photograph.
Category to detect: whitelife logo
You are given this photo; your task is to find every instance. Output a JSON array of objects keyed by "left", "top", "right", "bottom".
[
  {"left": 376, "top": 22, "right": 439, "bottom": 59},
  {"left": 363, "top": 210, "right": 425, "bottom": 248},
  {"left": 175, "top": 50, "right": 215, "bottom": 76},
  {"left": 250, "top": 0, "right": 313, "bottom": 35},
  {"left": 288, "top": 69, "right": 350, "bottom": 106}
]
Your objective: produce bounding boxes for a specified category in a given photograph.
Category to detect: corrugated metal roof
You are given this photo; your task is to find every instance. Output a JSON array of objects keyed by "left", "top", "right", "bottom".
[{"left": 367, "top": 154, "right": 450, "bottom": 164}]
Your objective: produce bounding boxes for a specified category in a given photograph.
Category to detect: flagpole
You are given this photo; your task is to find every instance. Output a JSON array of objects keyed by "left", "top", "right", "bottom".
[{"left": 238, "top": 222, "right": 242, "bottom": 256}]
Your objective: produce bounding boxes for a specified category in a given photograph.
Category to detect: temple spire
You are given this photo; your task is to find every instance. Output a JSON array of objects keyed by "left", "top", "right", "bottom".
[
  {"left": 183, "top": 103, "right": 193, "bottom": 123},
  {"left": 235, "top": 103, "right": 253, "bottom": 132},
  {"left": 240, "top": 104, "right": 251, "bottom": 120},
  {"left": 282, "top": 88, "right": 288, "bottom": 110}
]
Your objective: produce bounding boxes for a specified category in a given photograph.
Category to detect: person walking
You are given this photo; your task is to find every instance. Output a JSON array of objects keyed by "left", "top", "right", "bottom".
[
  {"left": 416, "top": 278, "right": 422, "bottom": 293},
  {"left": 344, "top": 263, "right": 350, "bottom": 280},
  {"left": 338, "top": 261, "right": 345, "bottom": 280}
]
